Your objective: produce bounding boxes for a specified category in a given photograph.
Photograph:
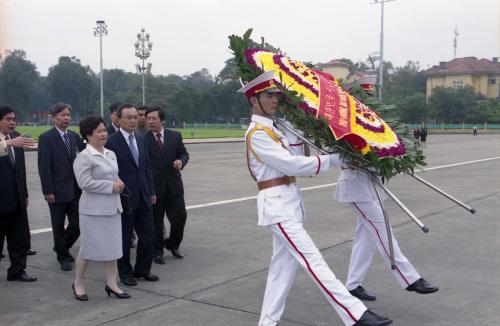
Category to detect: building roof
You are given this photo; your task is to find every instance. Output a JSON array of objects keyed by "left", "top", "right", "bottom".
[
  {"left": 316, "top": 59, "right": 351, "bottom": 68},
  {"left": 423, "top": 57, "right": 500, "bottom": 76}
]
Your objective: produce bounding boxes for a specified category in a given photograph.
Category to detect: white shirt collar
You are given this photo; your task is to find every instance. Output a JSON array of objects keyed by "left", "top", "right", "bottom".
[
  {"left": 55, "top": 126, "right": 68, "bottom": 137},
  {"left": 153, "top": 128, "right": 164, "bottom": 139},
  {"left": 112, "top": 123, "right": 120, "bottom": 131},
  {"left": 120, "top": 128, "right": 135, "bottom": 139},
  {"left": 251, "top": 114, "right": 274, "bottom": 127},
  {"left": 86, "top": 143, "right": 110, "bottom": 157}
]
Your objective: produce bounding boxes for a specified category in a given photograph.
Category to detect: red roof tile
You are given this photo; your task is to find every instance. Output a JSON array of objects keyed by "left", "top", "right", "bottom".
[{"left": 424, "top": 57, "right": 500, "bottom": 76}]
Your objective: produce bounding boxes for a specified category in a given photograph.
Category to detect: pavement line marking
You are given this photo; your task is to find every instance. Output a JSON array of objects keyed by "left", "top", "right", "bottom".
[
  {"left": 30, "top": 227, "right": 53, "bottom": 234},
  {"left": 30, "top": 156, "right": 500, "bottom": 235}
]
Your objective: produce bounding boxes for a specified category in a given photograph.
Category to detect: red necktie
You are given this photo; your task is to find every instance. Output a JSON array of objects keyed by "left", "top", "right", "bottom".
[{"left": 156, "top": 133, "right": 164, "bottom": 151}]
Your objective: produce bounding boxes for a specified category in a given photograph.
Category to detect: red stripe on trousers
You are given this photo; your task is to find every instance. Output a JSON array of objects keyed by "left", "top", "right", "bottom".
[
  {"left": 315, "top": 155, "right": 321, "bottom": 175},
  {"left": 352, "top": 203, "right": 411, "bottom": 286},
  {"left": 277, "top": 223, "right": 358, "bottom": 323}
]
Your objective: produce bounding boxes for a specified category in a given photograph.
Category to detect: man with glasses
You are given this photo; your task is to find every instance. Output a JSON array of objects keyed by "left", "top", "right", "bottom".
[{"left": 105, "top": 103, "right": 158, "bottom": 287}]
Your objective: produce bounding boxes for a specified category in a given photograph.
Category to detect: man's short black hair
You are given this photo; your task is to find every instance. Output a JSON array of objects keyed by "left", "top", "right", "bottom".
[
  {"left": 49, "top": 102, "right": 72, "bottom": 116},
  {"left": 0, "top": 106, "right": 15, "bottom": 120},
  {"left": 145, "top": 106, "right": 165, "bottom": 121},
  {"left": 116, "top": 103, "right": 136, "bottom": 118},
  {"left": 137, "top": 105, "right": 149, "bottom": 112},
  {"left": 79, "top": 116, "right": 105, "bottom": 141},
  {"left": 108, "top": 101, "right": 122, "bottom": 114}
]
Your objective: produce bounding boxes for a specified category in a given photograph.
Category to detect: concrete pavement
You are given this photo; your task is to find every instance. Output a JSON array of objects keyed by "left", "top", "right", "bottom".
[{"left": 0, "top": 134, "right": 499, "bottom": 325}]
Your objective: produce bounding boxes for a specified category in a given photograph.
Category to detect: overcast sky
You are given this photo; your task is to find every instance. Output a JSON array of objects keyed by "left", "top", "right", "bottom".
[{"left": 1, "top": 0, "right": 499, "bottom": 77}]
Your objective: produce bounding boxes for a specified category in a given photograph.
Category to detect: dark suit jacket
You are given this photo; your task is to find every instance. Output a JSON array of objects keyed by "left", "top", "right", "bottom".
[
  {"left": 37, "top": 127, "right": 84, "bottom": 203},
  {"left": 145, "top": 129, "right": 189, "bottom": 198},
  {"left": 106, "top": 130, "right": 155, "bottom": 209},
  {"left": 0, "top": 131, "right": 28, "bottom": 213},
  {"left": 107, "top": 123, "right": 118, "bottom": 135}
]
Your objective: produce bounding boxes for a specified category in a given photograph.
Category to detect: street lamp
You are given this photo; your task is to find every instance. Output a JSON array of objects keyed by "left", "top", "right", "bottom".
[
  {"left": 371, "top": 0, "right": 395, "bottom": 102},
  {"left": 134, "top": 28, "right": 153, "bottom": 105},
  {"left": 94, "top": 20, "right": 108, "bottom": 117}
]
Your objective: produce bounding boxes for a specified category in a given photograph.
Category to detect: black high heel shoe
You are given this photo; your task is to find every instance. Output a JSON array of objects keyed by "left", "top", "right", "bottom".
[
  {"left": 105, "top": 284, "right": 131, "bottom": 299},
  {"left": 72, "top": 283, "right": 89, "bottom": 301}
]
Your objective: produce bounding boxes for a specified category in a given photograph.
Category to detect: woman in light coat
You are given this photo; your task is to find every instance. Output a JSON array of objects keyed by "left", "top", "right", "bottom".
[{"left": 72, "top": 116, "right": 130, "bottom": 300}]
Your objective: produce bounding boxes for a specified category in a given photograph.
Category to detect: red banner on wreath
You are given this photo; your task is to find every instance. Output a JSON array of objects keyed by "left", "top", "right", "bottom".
[{"left": 314, "top": 70, "right": 352, "bottom": 140}]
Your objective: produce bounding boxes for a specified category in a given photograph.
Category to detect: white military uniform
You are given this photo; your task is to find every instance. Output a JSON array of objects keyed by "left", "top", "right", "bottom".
[
  {"left": 334, "top": 168, "right": 421, "bottom": 290},
  {"left": 247, "top": 114, "right": 367, "bottom": 326}
]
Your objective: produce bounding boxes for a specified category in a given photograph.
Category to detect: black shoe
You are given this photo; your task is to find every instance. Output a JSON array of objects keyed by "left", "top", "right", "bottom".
[
  {"left": 350, "top": 285, "right": 376, "bottom": 301},
  {"left": 154, "top": 255, "right": 166, "bottom": 265},
  {"left": 26, "top": 249, "right": 37, "bottom": 255},
  {"left": 105, "top": 285, "right": 131, "bottom": 299},
  {"left": 72, "top": 283, "right": 89, "bottom": 301},
  {"left": 134, "top": 272, "right": 159, "bottom": 282},
  {"left": 121, "top": 277, "right": 138, "bottom": 286},
  {"left": 170, "top": 249, "right": 185, "bottom": 259},
  {"left": 354, "top": 310, "right": 392, "bottom": 326},
  {"left": 406, "top": 278, "right": 439, "bottom": 294},
  {"left": 7, "top": 271, "right": 38, "bottom": 282},
  {"left": 60, "top": 261, "right": 72, "bottom": 271}
]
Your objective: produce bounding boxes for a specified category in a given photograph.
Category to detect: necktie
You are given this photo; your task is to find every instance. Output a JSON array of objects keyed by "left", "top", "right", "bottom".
[
  {"left": 63, "top": 133, "right": 71, "bottom": 155},
  {"left": 6, "top": 135, "right": 15, "bottom": 166},
  {"left": 156, "top": 133, "right": 164, "bottom": 151},
  {"left": 128, "top": 134, "right": 139, "bottom": 166}
]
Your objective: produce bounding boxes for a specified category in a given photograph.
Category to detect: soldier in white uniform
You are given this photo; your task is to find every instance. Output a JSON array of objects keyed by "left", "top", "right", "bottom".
[
  {"left": 239, "top": 71, "right": 392, "bottom": 326},
  {"left": 334, "top": 167, "right": 439, "bottom": 301}
]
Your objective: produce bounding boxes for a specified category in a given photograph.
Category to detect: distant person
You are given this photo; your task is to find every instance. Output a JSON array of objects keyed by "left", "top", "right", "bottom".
[
  {"left": 145, "top": 107, "right": 189, "bottom": 264},
  {"left": 419, "top": 126, "right": 428, "bottom": 148},
  {"left": 136, "top": 106, "right": 148, "bottom": 135},
  {"left": 107, "top": 102, "right": 122, "bottom": 135},
  {"left": 413, "top": 129, "right": 420, "bottom": 148},
  {"left": 72, "top": 116, "right": 130, "bottom": 301},
  {"left": 38, "top": 103, "right": 85, "bottom": 271},
  {"left": 105, "top": 104, "right": 158, "bottom": 286},
  {"left": 473, "top": 126, "right": 478, "bottom": 136},
  {"left": 0, "top": 106, "right": 37, "bottom": 282}
]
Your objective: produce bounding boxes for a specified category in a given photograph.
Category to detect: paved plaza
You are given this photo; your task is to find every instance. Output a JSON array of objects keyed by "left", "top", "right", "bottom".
[{"left": 0, "top": 134, "right": 499, "bottom": 326}]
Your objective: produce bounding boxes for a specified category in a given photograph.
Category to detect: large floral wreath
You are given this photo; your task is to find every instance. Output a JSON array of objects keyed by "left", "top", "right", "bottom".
[{"left": 229, "top": 29, "right": 425, "bottom": 179}]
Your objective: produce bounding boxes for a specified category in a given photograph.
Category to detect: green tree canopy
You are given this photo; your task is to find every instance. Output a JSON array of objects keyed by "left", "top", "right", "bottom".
[
  {"left": 0, "top": 50, "right": 44, "bottom": 119},
  {"left": 47, "top": 56, "right": 96, "bottom": 118}
]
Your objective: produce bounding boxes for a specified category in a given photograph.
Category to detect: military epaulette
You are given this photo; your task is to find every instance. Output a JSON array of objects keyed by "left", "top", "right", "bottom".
[{"left": 246, "top": 123, "right": 285, "bottom": 163}]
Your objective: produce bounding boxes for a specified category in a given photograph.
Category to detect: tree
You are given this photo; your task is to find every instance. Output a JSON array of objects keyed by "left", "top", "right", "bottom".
[
  {"left": 47, "top": 56, "right": 96, "bottom": 119},
  {"left": 384, "top": 61, "right": 426, "bottom": 104},
  {"left": 428, "top": 86, "right": 478, "bottom": 122},
  {"left": 0, "top": 50, "right": 43, "bottom": 119},
  {"left": 397, "top": 93, "right": 428, "bottom": 123}
]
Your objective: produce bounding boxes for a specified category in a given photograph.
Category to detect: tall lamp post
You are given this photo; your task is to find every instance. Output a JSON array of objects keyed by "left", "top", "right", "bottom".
[
  {"left": 371, "top": 0, "right": 395, "bottom": 102},
  {"left": 94, "top": 20, "right": 108, "bottom": 117},
  {"left": 134, "top": 28, "right": 153, "bottom": 105}
]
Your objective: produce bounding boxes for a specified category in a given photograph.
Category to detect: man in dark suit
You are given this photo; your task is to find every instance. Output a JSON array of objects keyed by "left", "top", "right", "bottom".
[
  {"left": 106, "top": 103, "right": 159, "bottom": 286},
  {"left": 38, "top": 103, "right": 84, "bottom": 271},
  {"left": 107, "top": 101, "right": 122, "bottom": 135},
  {"left": 145, "top": 107, "right": 189, "bottom": 264},
  {"left": 107, "top": 101, "right": 138, "bottom": 249},
  {"left": 0, "top": 106, "right": 37, "bottom": 282}
]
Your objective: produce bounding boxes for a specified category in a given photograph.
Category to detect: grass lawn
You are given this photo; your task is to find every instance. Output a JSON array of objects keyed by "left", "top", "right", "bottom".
[{"left": 16, "top": 126, "right": 245, "bottom": 140}]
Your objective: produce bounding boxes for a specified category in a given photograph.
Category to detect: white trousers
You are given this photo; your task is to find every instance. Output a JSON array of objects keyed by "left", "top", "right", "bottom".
[
  {"left": 259, "top": 218, "right": 367, "bottom": 326},
  {"left": 345, "top": 201, "right": 421, "bottom": 290}
]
